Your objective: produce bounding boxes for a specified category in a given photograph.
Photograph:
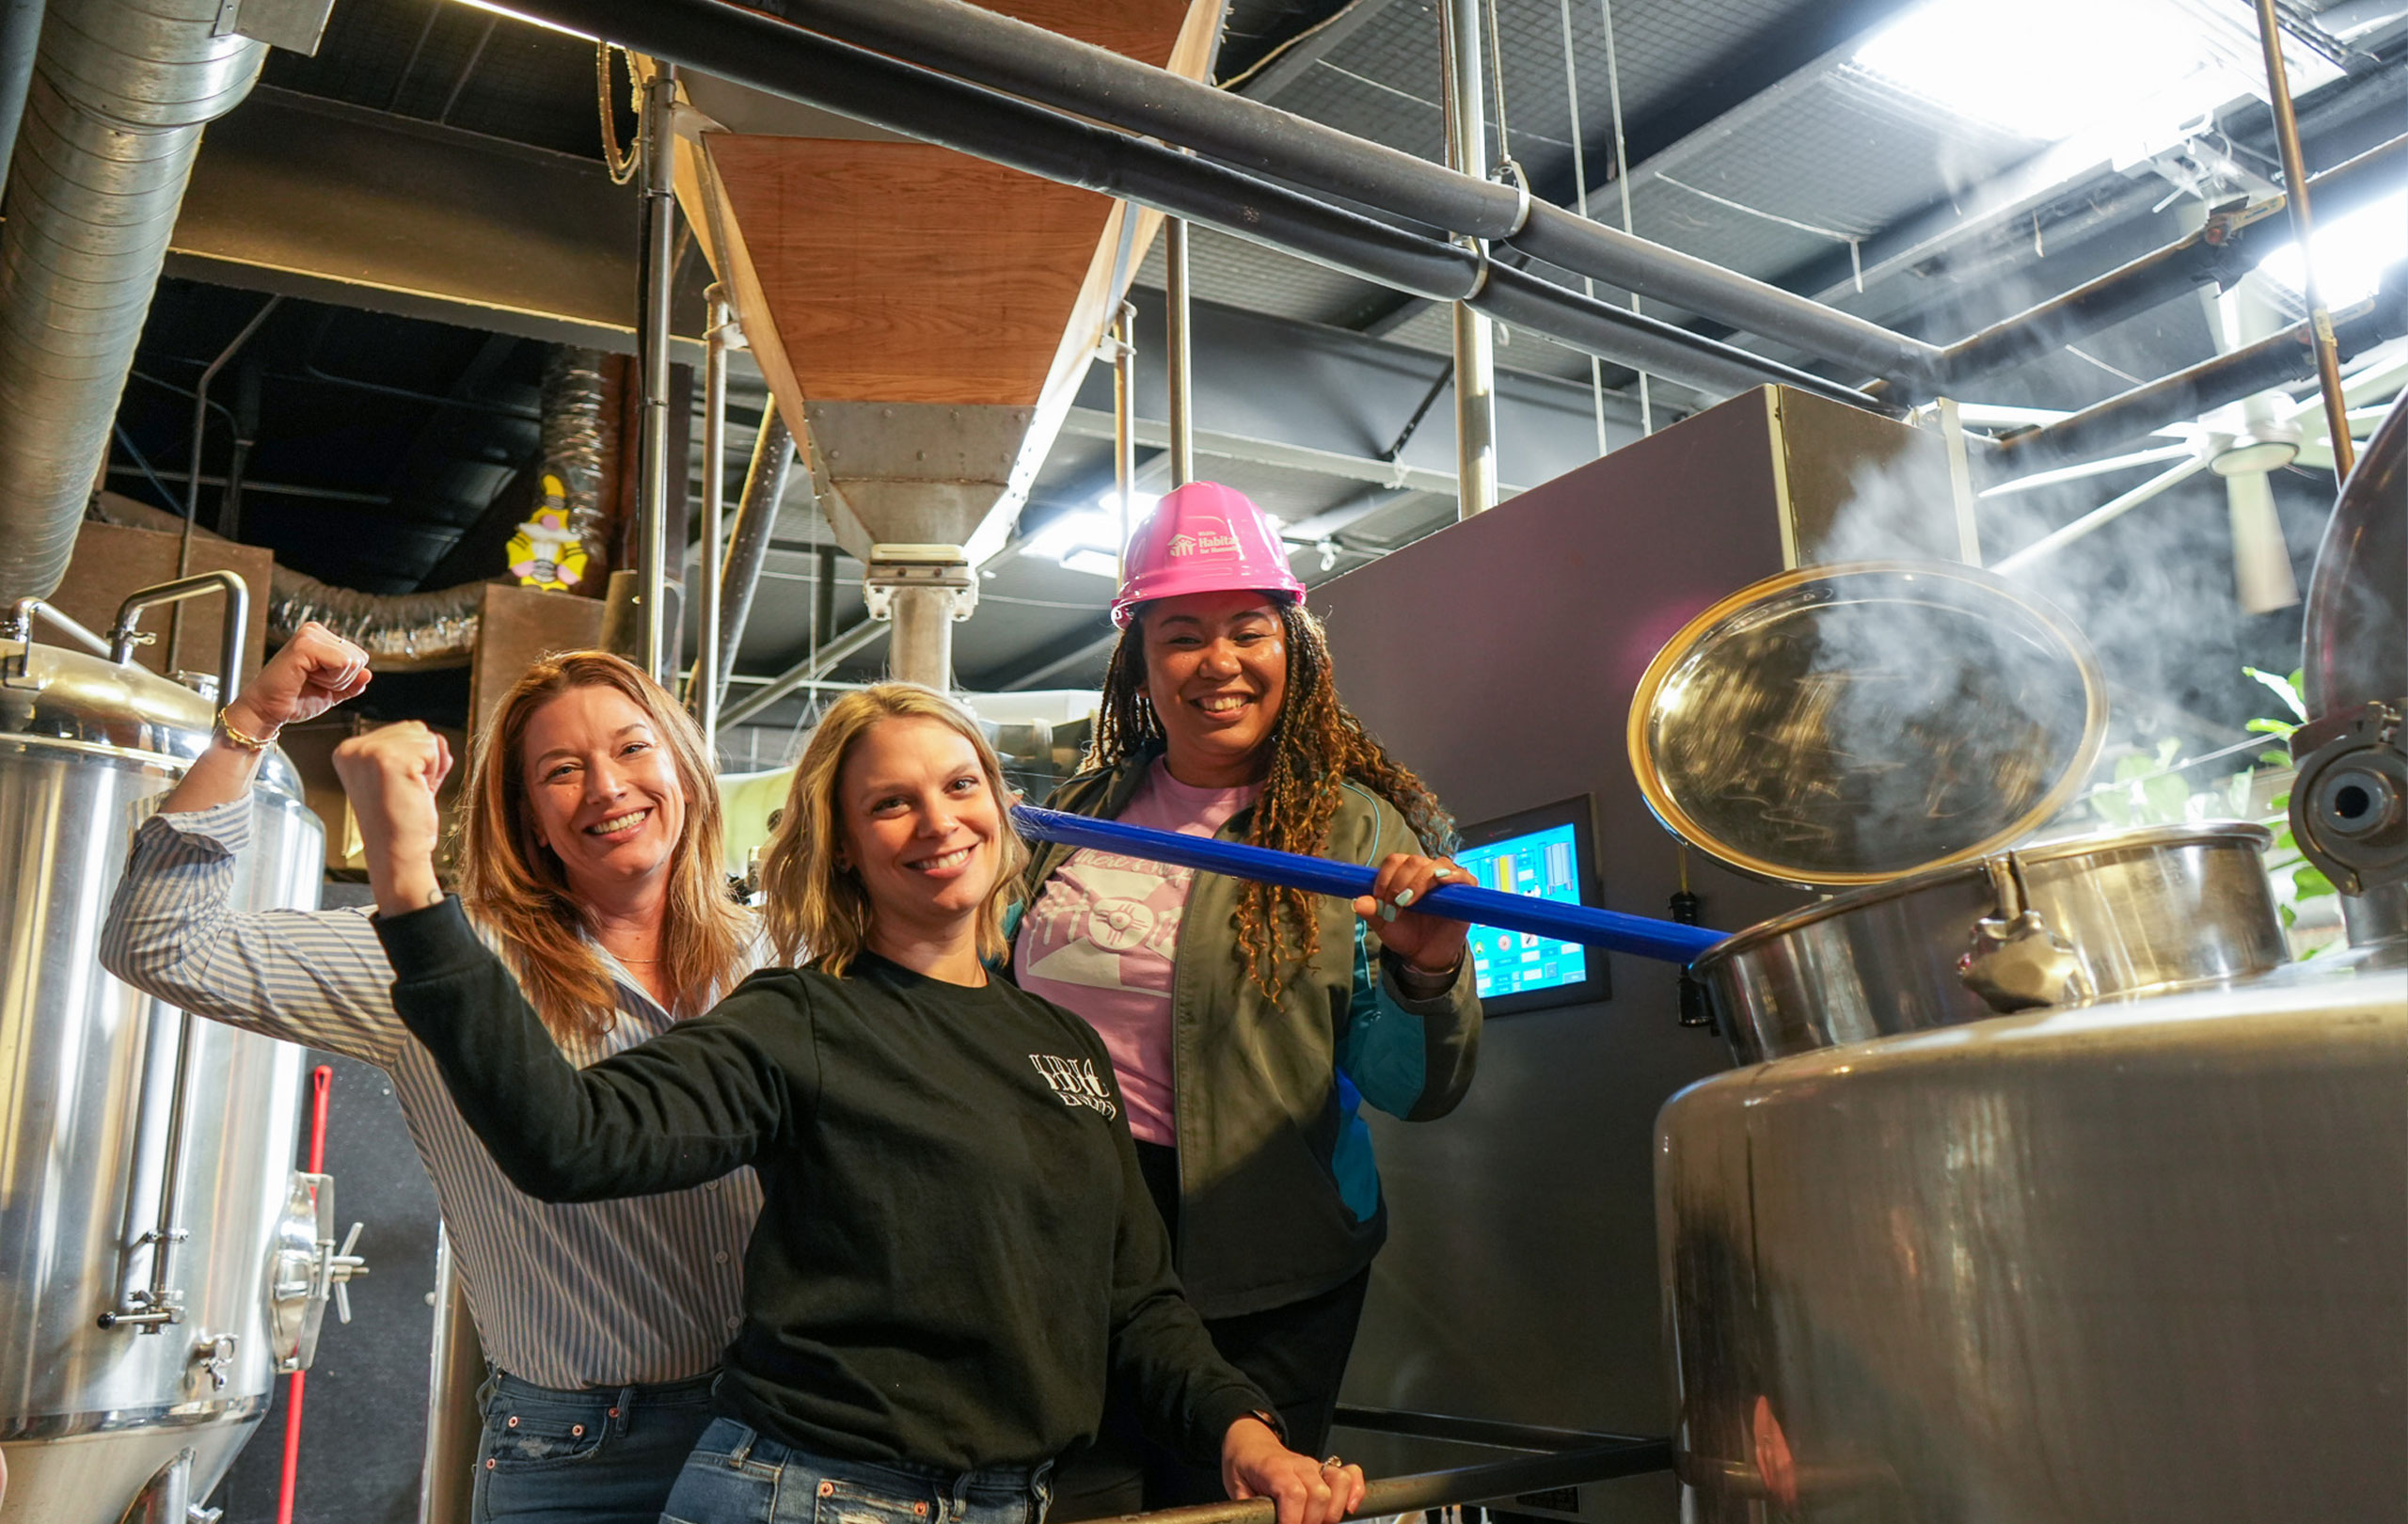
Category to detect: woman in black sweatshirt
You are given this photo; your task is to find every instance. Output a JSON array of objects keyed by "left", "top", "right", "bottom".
[{"left": 333, "top": 683, "right": 1367, "bottom": 1524}]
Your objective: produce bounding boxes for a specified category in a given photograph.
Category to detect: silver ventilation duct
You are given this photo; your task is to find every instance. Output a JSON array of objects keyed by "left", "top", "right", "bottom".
[{"left": 0, "top": 0, "right": 264, "bottom": 606}]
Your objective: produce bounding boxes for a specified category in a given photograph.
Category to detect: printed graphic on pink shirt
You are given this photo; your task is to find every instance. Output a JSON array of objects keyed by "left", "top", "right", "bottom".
[
  {"left": 1020, "top": 853, "right": 1192, "bottom": 996},
  {"left": 1014, "top": 761, "right": 1256, "bottom": 1146}
]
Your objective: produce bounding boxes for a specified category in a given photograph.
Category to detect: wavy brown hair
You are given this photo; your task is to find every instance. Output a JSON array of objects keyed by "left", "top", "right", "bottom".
[
  {"left": 757, "top": 683, "right": 1028, "bottom": 976},
  {"left": 1086, "top": 600, "right": 1454, "bottom": 995},
  {"left": 456, "top": 651, "right": 752, "bottom": 1040}
]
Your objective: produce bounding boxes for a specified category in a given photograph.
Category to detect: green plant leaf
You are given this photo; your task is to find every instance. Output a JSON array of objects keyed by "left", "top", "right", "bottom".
[
  {"left": 2144, "top": 773, "right": 2192, "bottom": 822},
  {"left": 2294, "top": 865, "right": 2337, "bottom": 899},
  {"left": 2155, "top": 737, "right": 2183, "bottom": 768},
  {"left": 2096, "top": 792, "right": 2131, "bottom": 827},
  {"left": 2280, "top": 902, "right": 2298, "bottom": 928},
  {"left": 2245, "top": 717, "right": 2299, "bottom": 737},
  {"left": 2244, "top": 665, "right": 2309, "bottom": 722},
  {"left": 2258, "top": 750, "right": 2293, "bottom": 769},
  {"left": 2271, "top": 791, "right": 2291, "bottom": 811}
]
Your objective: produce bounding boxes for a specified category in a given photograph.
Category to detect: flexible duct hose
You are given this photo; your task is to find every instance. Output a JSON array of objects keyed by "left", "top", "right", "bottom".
[{"left": 0, "top": 0, "right": 264, "bottom": 605}]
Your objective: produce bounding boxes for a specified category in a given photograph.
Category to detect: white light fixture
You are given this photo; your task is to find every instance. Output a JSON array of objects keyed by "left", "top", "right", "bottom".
[
  {"left": 452, "top": 0, "right": 595, "bottom": 40},
  {"left": 1853, "top": 0, "right": 2337, "bottom": 145},
  {"left": 1024, "top": 501, "right": 1148, "bottom": 579},
  {"left": 2207, "top": 419, "right": 2303, "bottom": 477},
  {"left": 2256, "top": 190, "right": 2408, "bottom": 311}
]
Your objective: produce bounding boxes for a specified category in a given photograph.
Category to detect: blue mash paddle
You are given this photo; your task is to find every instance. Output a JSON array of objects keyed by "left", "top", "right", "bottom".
[{"left": 1010, "top": 804, "right": 1727, "bottom": 964}]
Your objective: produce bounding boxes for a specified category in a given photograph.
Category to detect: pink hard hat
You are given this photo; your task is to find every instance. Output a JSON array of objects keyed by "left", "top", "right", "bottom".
[{"left": 1111, "top": 481, "right": 1307, "bottom": 628}]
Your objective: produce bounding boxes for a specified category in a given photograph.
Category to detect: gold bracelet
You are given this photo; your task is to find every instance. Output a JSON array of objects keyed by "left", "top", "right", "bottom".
[{"left": 215, "top": 708, "right": 279, "bottom": 753}]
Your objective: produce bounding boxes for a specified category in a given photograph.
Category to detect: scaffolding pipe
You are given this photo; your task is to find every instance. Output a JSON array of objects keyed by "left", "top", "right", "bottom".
[
  {"left": 635, "top": 61, "right": 680, "bottom": 684},
  {"left": 484, "top": 0, "right": 1902, "bottom": 405},
  {"left": 1440, "top": 0, "right": 1497, "bottom": 517},
  {"left": 1112, "top": 301, "right": 1135, "bottom": 574},
  {"left": 720, "top": 617, "right": 886, "bottom": 729},
  {"left": 1166, "top": 220, "right": 1195, "bottom": 487},
  {"left": 703, "top": 399, "right": 795, "bottom": 712},
  {"left": 2255, "top": 0, "right": 2356, "bottom": 479},
  {"left": 696, "top": 288, "right": 730, "bottom": 754}
]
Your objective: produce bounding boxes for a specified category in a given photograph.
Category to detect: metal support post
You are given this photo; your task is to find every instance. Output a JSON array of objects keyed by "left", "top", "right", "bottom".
[
  {"left": 696, "top": 286, "right": 731, "bottom": 754},
  {"left": 864, "top": 546, "right": 976, "bottom": 691},
  {"left": 1165, "top": 222, "right": 1196, "bottom": 487},
  {"left": 1112, "top": 299, "right": 1136, "bottom": 573},
  {"left": 2254, "top": 0, "right": 2355, "bottom": 480},
  {"left": 1439, "top": 0, "right": 1497, "bottom": 517},
  {"left": 636, "top": 62, "right": 682, "bottom": 682}
]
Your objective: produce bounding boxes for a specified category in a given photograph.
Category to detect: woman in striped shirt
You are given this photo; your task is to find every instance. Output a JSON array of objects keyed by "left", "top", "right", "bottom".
[{"left": 101, "top": 627, "right": 762, "bottom": 1524}]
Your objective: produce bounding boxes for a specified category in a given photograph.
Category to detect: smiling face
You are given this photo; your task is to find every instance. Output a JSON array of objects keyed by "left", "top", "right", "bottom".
[
  {"left": 518, "top": 684, "right": 688, "bottom": 903},
  {"left": 836, "top": 715, "right": 1006, "bottom": 949},
  {"left": 1140, "top": 589, "right": 1290, "bottom": 788}
]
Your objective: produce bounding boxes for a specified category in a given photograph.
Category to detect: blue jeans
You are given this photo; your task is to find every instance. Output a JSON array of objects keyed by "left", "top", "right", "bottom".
[
  {"left": 471, "top": 1369, "right": 721, "bottom": 1524},
  {"left": 662, "top": 1418, "right": 1055, "bottom": 1524}
]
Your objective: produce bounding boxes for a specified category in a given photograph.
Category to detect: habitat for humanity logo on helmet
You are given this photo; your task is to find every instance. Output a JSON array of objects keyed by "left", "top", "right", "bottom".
[{"left": 1165, "top": 518, "right": 1242, "bottom": 559}]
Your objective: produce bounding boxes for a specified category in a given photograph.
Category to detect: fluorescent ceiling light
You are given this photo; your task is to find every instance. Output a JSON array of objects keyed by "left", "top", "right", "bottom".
[
  {"left": 452, "top": 0, "right": 594, "bottom": 40},
  {"left": 1853, "top": 0, "right": 2336, "bottom": 145},
  {"left": 1024, "top": 503, "right": 1146, "bottom": 579},
  {"left": 2256, "top": 191, "right": 2408, "bottom": 310}
]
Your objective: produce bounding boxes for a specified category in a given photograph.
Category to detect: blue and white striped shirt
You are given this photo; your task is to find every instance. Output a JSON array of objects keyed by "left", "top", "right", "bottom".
[{"left": 101, "top": 797, "right": 765, "bottom": 1390}]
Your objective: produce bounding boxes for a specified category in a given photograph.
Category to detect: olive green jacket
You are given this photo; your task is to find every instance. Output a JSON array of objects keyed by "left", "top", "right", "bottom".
[{"left": 1014, "top": 749, "right": 1481, "bottom": 1318}]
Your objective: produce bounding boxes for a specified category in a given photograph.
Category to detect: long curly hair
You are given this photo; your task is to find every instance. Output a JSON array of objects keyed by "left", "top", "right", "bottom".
[
  {"left": 1086, "top": 600, "right": 1454, "bottom": 995},
  {"left": 455, "top": 652, "right": 752, "bottom": 1040},
  {"left": 756, "top": 683, "right": 1028, "bottom": 976}
]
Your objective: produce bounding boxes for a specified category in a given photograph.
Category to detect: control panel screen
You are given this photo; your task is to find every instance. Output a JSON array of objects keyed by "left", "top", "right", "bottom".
[{"left": 1450, "top": 798, "right": 1608, "bottom": 1014}]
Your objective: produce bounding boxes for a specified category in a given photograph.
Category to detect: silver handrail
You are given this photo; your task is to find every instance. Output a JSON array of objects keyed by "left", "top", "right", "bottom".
[{"left": 105, "top": 569, "right": 250, "bottom": 701}]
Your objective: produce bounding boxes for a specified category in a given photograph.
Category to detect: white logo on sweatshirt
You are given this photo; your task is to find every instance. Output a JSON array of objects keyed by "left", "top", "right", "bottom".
[{"left": 1029, "top": 1054, "right": 1118, "bottom": 1119}]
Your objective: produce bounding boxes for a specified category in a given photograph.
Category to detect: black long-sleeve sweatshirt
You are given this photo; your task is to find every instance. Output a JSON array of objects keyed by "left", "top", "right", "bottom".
[{"left": 375, "top": 897, "right": 1270, "bottom": 1472}]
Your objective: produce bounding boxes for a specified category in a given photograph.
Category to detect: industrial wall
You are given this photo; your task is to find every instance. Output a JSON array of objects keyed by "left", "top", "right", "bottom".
[{"left": 1311, "top": 398, "right": 1841, "bottom": 1518}]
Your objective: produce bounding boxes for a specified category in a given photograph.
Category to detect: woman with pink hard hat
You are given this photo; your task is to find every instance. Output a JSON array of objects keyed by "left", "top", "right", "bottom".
[{"left": 1012, "top": 481, "right": 1482, "bottom": 1516}]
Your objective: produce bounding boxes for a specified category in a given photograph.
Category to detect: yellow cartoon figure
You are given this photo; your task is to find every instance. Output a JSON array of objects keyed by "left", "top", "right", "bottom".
[{"left": 507, "top": 473, "right": 590, "bottom": 592}]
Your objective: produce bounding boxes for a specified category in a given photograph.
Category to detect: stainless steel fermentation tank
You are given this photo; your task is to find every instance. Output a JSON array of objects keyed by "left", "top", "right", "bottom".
[
  {"left": 1652, "top": 398, "right": 2408, "bottom": 1521},
  {"left": 1, "top": 577, "right": 350, "bottom": 1524}
]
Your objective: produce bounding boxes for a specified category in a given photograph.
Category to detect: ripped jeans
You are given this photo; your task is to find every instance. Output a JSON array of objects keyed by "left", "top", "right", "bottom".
[{"left": 661, "top": 1418, "right": 1054, "bottom": 1524}]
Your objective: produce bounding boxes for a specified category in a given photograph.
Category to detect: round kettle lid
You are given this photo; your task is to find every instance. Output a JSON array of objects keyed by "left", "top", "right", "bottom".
[
  {"left": 1, "top": 638, "right": 304, "bottom": 799},
  {"left": 1626, "top": 559, "right": 2107, "bottom": 890}
]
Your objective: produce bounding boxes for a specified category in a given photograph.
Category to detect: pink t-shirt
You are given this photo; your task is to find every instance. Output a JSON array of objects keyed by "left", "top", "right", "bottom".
[{"left": 1014, "top": 760, "right": 1258, "bottom": 1146}]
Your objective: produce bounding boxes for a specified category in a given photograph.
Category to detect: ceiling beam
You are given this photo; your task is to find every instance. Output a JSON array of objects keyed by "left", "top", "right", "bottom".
[
  {"left": 166, "top": 86, "right": 710, "bottom": 361},
  {"left": 1347, "top": 0, "right": 1927, "bottom": 339}
]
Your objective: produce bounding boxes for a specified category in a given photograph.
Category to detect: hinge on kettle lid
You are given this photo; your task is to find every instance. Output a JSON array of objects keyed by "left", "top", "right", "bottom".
[{"left": 1959, "top": 852, "right": 2093, "bottom": 1013}]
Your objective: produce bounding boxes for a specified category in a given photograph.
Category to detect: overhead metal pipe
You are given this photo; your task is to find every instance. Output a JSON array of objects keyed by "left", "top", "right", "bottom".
[
  {"left": 1995, "top": 266, "right": 2407, "bottom": 465},
  {"left": 0, "top": 0, "right": 267, "bottom": 606},
  {"left": 702, "top": 398, "right": 795, "bottom": 714},
  {"left": 1438, "top": 0, "right": 1497, "bottom": 518},
  {"left": 1862, "top": 133, "right": 2405, "bottom": 403},
  {"left": 1165, "top": 220, "right": 1195, "bottom": 487},
  {"left": 1474, "top": 264, "right": 1889, "bottom": 410},
  {"left": 690, "top": 0, "right": 1937, "bottom": 382},
  {"left": 2255, "top": 0, "right": 2356, "bottom": 479},
  {"left": 635, "top": 61, "right": 679, "bottom": 683},
  {"left": 490, "top": 0, "right": 1915, "bottom": 399}
]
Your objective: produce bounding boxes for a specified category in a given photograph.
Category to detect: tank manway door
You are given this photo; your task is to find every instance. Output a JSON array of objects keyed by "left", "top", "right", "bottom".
[{"left": 266, "top": 1171, "right": 370, "bottom": 1373}]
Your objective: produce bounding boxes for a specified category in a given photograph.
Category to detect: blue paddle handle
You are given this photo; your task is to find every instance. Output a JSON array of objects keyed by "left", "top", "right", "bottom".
[{"left": 1010, "top": 804, "right": 1727, "bottom": 964}]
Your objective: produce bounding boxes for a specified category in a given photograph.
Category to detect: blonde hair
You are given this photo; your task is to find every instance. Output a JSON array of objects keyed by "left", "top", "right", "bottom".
[
  {"left": 455, "top": 651, "right": 752, "bottom": 1039},
  {"left": 757, "top": 683, "right": 1026, "bottom": 976}
]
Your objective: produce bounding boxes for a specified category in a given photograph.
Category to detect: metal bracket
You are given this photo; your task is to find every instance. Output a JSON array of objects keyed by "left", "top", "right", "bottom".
[
  {"left": 210, "top": 0, "right": 336, "bottom": 55},
  {"left": 863, "top": 545, "right": 978, "bottom": 622},
  {"left": 268, "top": 1171, "right": 369, "bottom": 1373},
  {"left": 193, "top": 1333, "right": 238, "bottom": 1392},
  {"left": 2289, "top": 699, "right": 2408, "bottom": 897}
]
